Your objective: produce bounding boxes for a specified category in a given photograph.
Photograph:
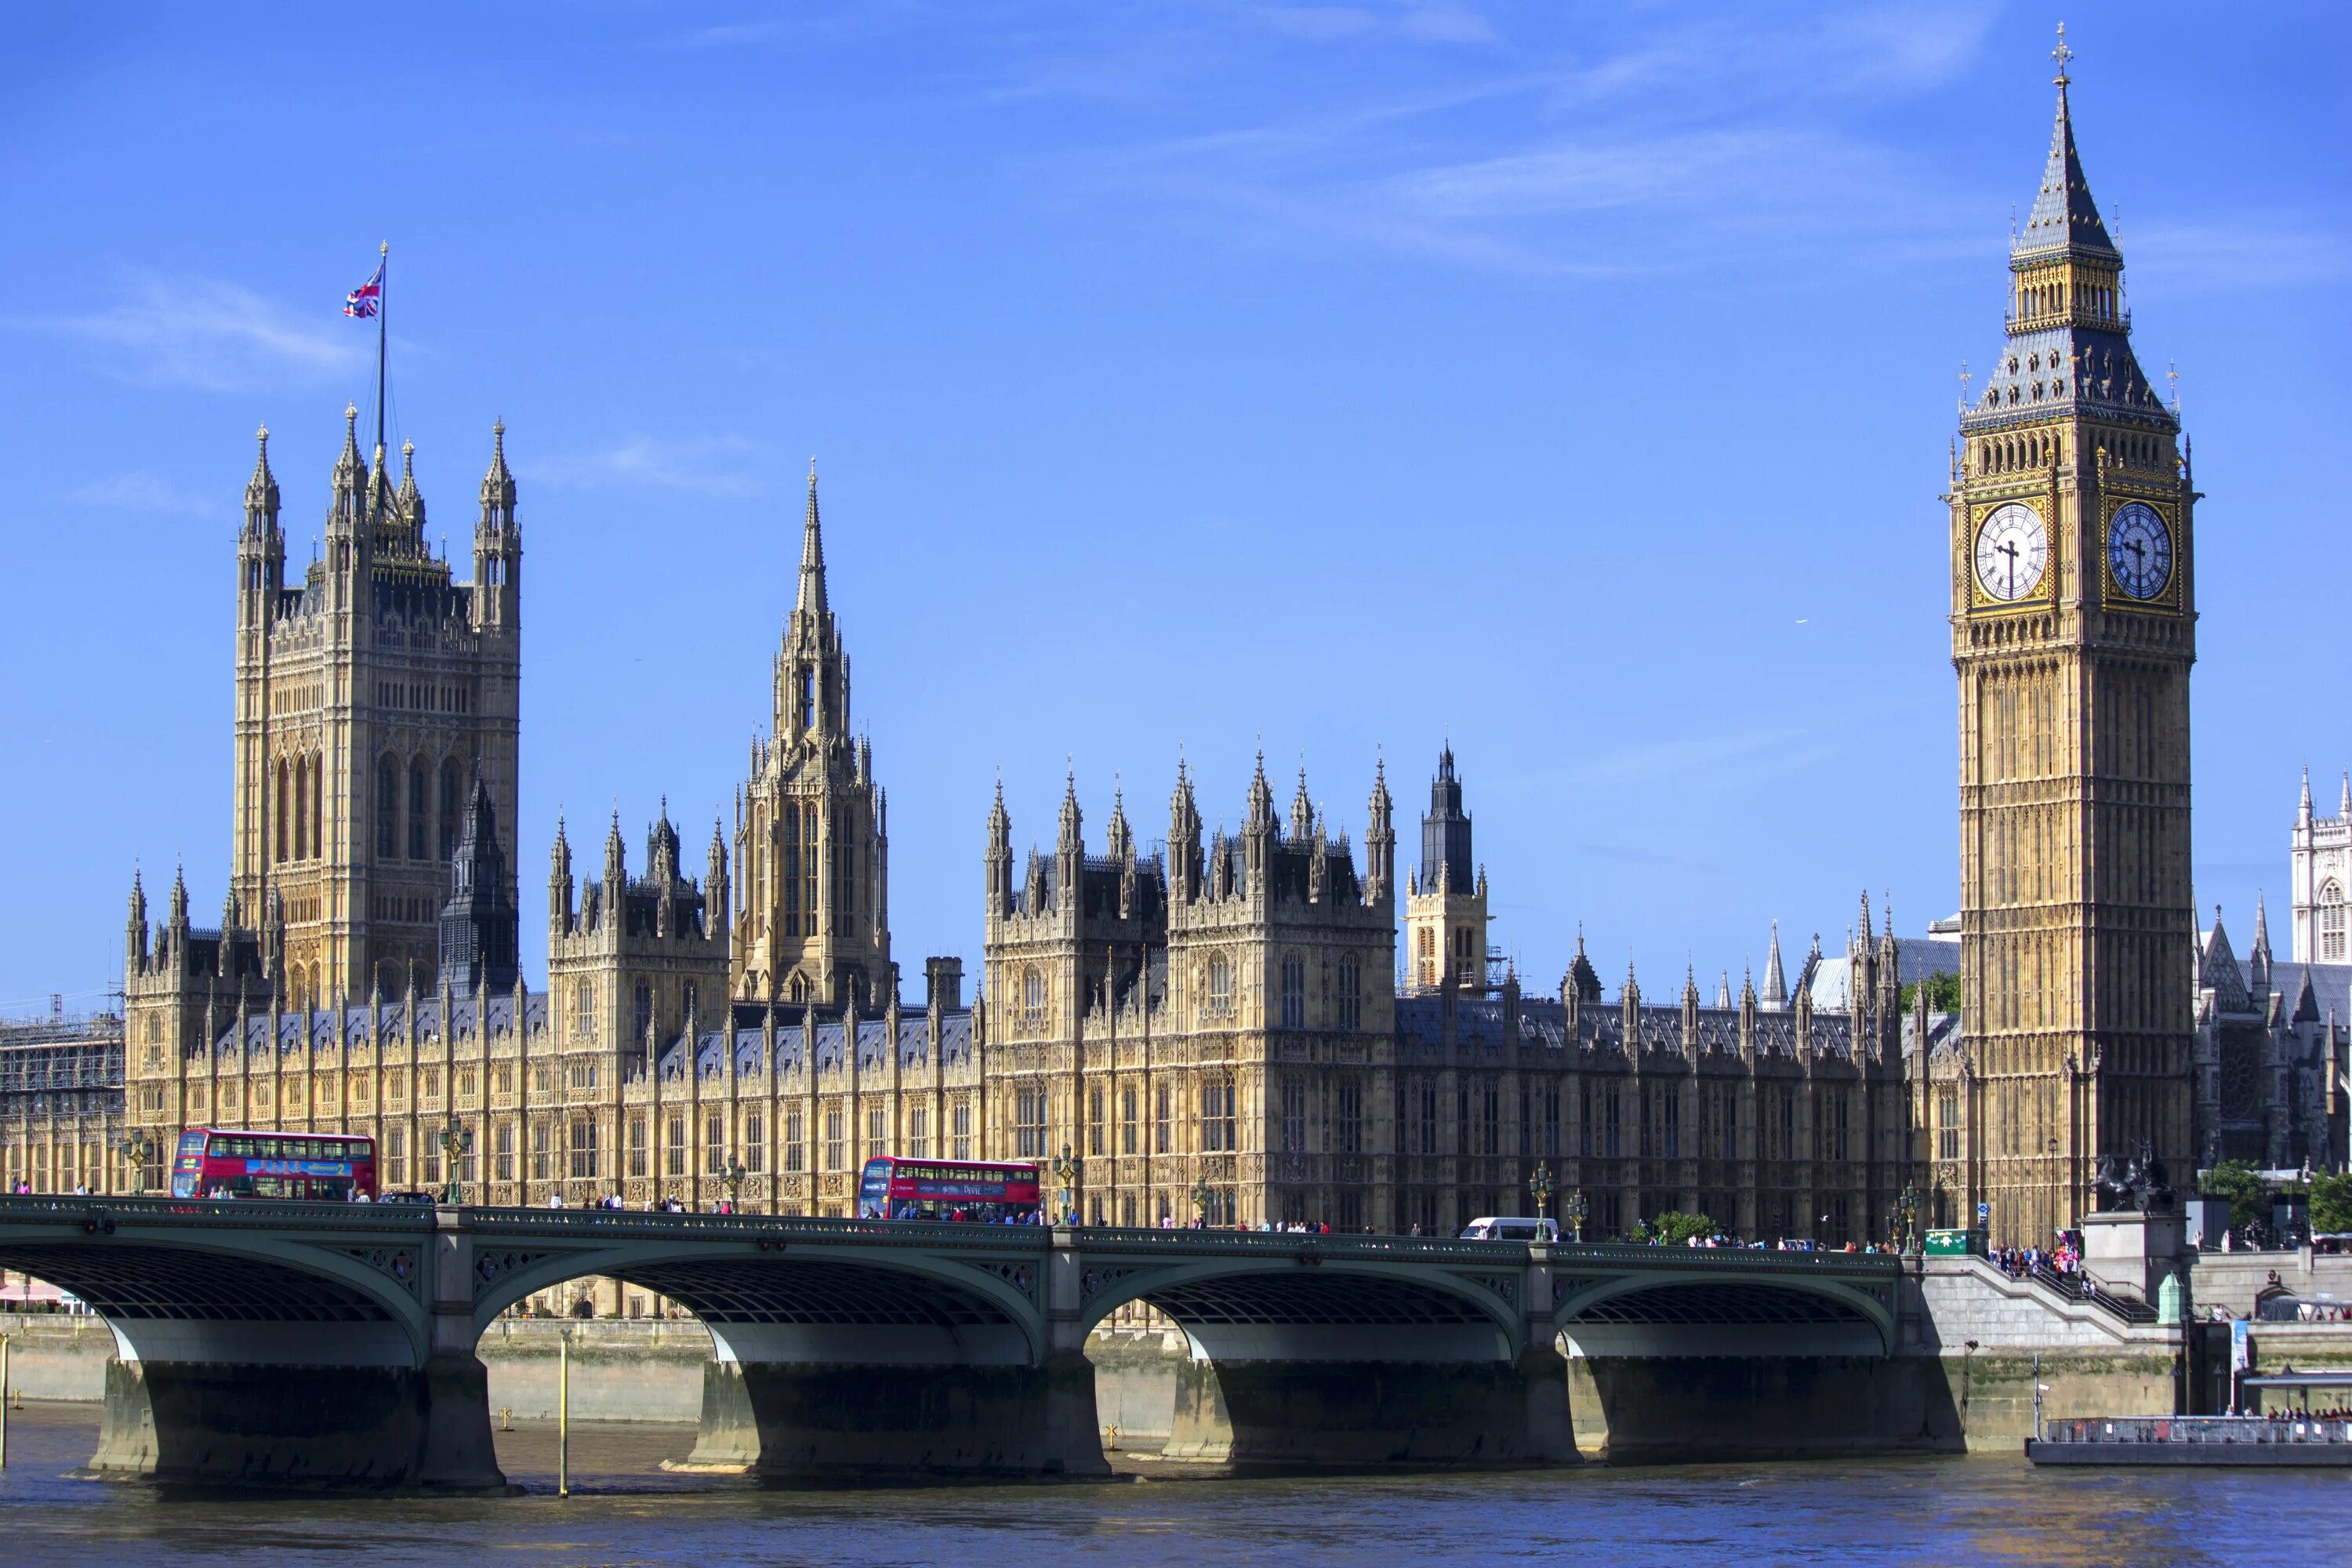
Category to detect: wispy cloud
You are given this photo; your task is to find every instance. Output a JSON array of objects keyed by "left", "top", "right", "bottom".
[
  {"left": 521, "top": 436, "right": 768, "bottom": 499},
  {"left": 65, "top": 472, "right": 217, "bottom": 516},
  {"left": 3, "top": 273, "right": 363, "bottom": 391},
  {"left": 1037, "top": 7, "right": 2013, "bottom": 278}
]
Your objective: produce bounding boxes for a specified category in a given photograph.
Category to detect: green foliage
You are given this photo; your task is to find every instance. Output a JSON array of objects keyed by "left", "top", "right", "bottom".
[
  {"left": 1635, "top": 1210, "right": 1718, "bottom": 1247},
  {"left": 2201, "top": 1160, "right": 2269, "bottom": 1235},
  {"left": 2311, "top": 1171, "right": 2352, "bottom": 1235},
  {"left": 1898, "top": 971, "right": 1962, "bottom": 1013}
]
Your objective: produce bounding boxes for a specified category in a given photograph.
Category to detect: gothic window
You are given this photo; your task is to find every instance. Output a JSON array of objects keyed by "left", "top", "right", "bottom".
[
  {"left": 633, "top": 983, "right": 652, "bottom": 1045},
  {"left": 1337, "top": 960, "right": 1362, "bottom": 1030},
  {"left": 567, "top": 1119, "right": 597, "bottom": 1180},
  {"left": 494, "top": 1122, "right": 515, "bottom": 1182},
  {"left": 782, "top": 808, "right": 801, "bottom": 938},
  {"left": 905, "top": 1107, "right": 924, "bottom": 1160},
  {"left": 799, "top": 668, "right": 815, "bottom": 732},
  {"left": 1022, "top": 968, "right": 1045, "bottom": 1029},
  {"left": 627, "top": 1114, "right": 648, "bottom": 1178},
  {"left": 1015, "top": 1089, "right": 1048, "bottom": 1158},
  {"left": 1202, "top": 1078, "right": 1236, "bottom": 1152},
  {"left": 1455, "top": 1080, "right": 1469, "bottom": 1156},
  {"left": 1663, "top": 1089, "right": 1680, "bottom": 1159},
  {"left": 706, "top": 1114, "right": 727, "bottom": 1175},
  {"left": 407, "top": 762, "right": 428, "bottom": 860},
  {"left": 1417, "top": 927, "right": 1435, "bottom": 989},
  {"left": 1087, "top": 1087, "right": 1105, "bottom": 1156},
  {"left": 804, "top": 807, "right": 819, "bottom": 921},
  {"left": 2323, "top": 880, "right": 2346, "bottom": 962},
  {"left": 572, "top": 982, "right": 593, "bottom": 1040},
  {"left": 1936, "top": 1090, "right": 1960, "bottom": 1162},
  {"left": 275, "top": 757, "right": 291, "bottom": 864},
  {"left": 824, "top": 1106, "right": 846, "bottom": 1171},
  {"left": 951, "top": 1097, "right": 972, "bottom": 1161},
  {"left": 1154, "top": 1083, "right": 1172, "bottom": 1153},
  {"left": 1280, "top": 1076, "right": 1306, "bottom": 1153},
  {"left": 1604, "top": 1084, "right": 1621, "bottom": 1158},
  {"left": 376, "top": 758, "right": 397, "bottom": 858},
  {"left": 1334, "top": 1079, "right": 1362, "bottom": 1155},
  {"left": 1280, "top": 956, "right": 1305, "bottom": 1029},
  {"left": 785, "top": 1109, "right": 805, "bottom": 1173},
  {"left": 1207, "top": 956, "right": 1232, "bottom": 1018},
  {"left": 749, "top": 1115, "right": 771, "bottom": 1174},
  {"left": 1482, "top": 1080, "right": 1500, "bottom": 1155},
  {"left": 1120, "top": 1086, "right": 1138, "bottom": 1155},
  {"left": 1544, "top": 1085, "right": 1561, "bottom": 1158},
  {"left": 309, "top": 752, "right": 322, "bottom": 861},
  {"left": 439, "top": 760, "right": 463, "bottom": 862}
]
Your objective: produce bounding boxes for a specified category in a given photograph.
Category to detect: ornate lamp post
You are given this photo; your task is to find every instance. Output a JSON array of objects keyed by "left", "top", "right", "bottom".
[
  {"left": 117, "top": 1130, "right": 157, "bottom": 1196},
  {"left": 1528, "top": 1162, "right": 1555, "bottom": 1228},
  {"left": 723, "top": 1157, "right": 748, "bottom": 1214},
  {"left": 1190, "top": 1174, "right": 1214, "bottom": 1228},
  {"left": 1053, "top": 1143, "right": 1079, "bottom": 1225},
  {"left": 1896, "top": 1182, "right": 1922, "bottom": 1254},
  {"left": 437, "top": 1121, "right": 474, "bottom": 1207},
  {"left": 1562, "top": 1186, "right": 1589, "bottom": 1246}
]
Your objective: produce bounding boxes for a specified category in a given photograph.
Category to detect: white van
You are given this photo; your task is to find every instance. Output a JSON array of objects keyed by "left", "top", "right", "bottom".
[{"left": 1459, "top": 1217, "right": 1560, "bottom": 1242}]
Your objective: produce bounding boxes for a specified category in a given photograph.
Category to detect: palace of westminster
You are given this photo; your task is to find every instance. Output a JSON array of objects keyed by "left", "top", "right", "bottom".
[{"left": 6, "top": 56, "right": 2347, "bottom": 1254}]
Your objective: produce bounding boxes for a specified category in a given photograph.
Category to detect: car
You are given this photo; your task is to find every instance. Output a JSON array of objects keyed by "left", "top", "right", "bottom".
[
  {"left": 376, "top": 1191, "right": 438, "bottom": 1207},
  {"left": 1459, "top": 1217, "right": 1559, "bottom": 1242}
]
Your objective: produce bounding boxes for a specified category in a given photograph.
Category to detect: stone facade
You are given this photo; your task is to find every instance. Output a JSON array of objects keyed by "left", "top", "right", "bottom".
[{"left": 1946, "top": 57, "right": 2198, "bottom": 1248}]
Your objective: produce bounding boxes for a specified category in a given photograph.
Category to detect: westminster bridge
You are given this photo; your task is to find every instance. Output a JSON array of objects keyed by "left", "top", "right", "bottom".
[{"left": 0, "top": 1196, "right": 1903, "bottom": 1488}]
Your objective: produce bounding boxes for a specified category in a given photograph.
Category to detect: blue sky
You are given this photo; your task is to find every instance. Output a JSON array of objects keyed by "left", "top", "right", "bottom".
[{"left": 2, "top": 2, "right": 2345, "bottom": 1014}]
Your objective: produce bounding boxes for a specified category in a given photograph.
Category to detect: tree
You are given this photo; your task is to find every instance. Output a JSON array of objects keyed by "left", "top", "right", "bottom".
[
  {"left": 1636, "top": 1210, "right": 1718, "bottom": 1247},
  {"left": 2311, "top": 1171, "right": 2352, "bottom": 1236},
  {"left": 1898, "top": 971, "right": 1962, "bottom": 1013},
  {"left": 2201, "top": 1160, "right": 2268, "bottom": 1239}
]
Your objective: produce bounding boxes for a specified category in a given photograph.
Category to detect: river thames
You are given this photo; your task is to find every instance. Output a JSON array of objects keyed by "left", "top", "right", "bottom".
[{"left": 0, "top": 1403, "right": 2340, "bottom": 1567}]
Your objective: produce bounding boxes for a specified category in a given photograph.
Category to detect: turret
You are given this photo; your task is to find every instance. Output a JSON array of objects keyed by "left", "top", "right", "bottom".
[
  {"left": 1365, "top": 757, "right": 1395, "bottom": 904},
  {"left": 706, "top": 817, "right": 730, "bottom": 936},
  {"left": 474, "top": 419, "right": 521, "bottom": 630},
  {"left": 127, "top": 868, "right": 149, "bottom": 966},
  {"left": 986, "top": 780, "right": 1014, "bottom": 916},
  {"left": 604, "top": 811, "right": 626, "bottom": 906},
  {"left": 1169, "top": 761, "right": 1202, "bottom": 904},
  {"left": 550, "top": 815, "right": 574, "bottom": 934},
  {"left": 238, "top": 425, "right": 283, "bottom": 618},
  {"left": 1761, "top": 920, "right": 1788, "bottom": 1011}
]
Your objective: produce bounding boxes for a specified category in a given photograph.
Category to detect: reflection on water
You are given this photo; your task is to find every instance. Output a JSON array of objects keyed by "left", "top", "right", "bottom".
[{"left": 0, "top": 1401, "right": 2340, "bottom": 1568}]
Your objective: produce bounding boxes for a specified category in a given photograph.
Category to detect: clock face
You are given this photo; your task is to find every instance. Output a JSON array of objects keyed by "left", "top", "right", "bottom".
[
  {"left": 2107, "top": 502, "right": 2172, "bottom": 601},
  {"left": 1973, "top": 503, "right": 2048, "bottom": 603}
]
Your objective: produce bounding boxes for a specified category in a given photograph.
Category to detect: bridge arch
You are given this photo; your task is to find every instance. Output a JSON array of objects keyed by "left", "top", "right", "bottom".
[
  {"left": 471, "top": 1236, "right": 1046, "bottom": 1368},
  {"left": 1075, "top": 1254, "right": 1525, "bottom": 1360},
  {"left": 1552, "top": 1269, "right": 1896, "bottom": 1356}
]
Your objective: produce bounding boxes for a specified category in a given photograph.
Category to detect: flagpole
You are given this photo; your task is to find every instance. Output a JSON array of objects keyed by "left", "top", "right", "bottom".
[{"left": 376, "top": 241, "right": 388, "bottom": 460}]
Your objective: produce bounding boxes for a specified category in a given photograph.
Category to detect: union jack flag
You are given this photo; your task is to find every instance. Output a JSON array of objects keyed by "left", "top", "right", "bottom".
[{"left": 343, "top": 258, "right": 383, "bottom": 318}]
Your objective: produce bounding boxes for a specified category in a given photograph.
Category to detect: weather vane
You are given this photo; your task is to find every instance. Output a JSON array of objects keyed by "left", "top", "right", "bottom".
[
  {"left": 2052, "top": 21, "right": 2073, "bottom": 85},
  {"left": 1958, "top": 361, "right": 1973, "bottom": 412}
]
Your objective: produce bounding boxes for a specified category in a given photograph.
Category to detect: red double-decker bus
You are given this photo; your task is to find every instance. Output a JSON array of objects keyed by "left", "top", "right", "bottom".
[
  {"left": 170, "top": 1128, "right": 379, "bottom": 1200},
  {"left": 858, "top": 1157, "right": 1041, "bottom": 1221}
]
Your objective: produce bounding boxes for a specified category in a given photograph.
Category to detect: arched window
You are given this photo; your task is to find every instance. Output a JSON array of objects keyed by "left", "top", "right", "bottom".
[
  {"left": 573, "top": 980, "right": 594, "bottom": 1040},
  {"left": 310, "top": 750, "right": 323, "bottom": 862},
  {"left": 2322, "top": 880, "right": 2347, "bottom": 963},
  {"left": 789, "top": 971, "right": 807, "bottom": 1003},
  {"left": 294, "top": 755, "right": 310, "bottom": 861},
  {"left": 439, "top": 760, "right": 463, "bottom": 862},
  {"left": 1207, "top": 956, "right": 1232, "bottom": 1016},
  {"left": 1022, "top": 967, "right": 1045, "bottom": 1028},
  {"left": 799, "top": 669, "right": 816, "bottom": 731},
  {"left": 376, "top": 757, "right": 398, "bottom": 858},
  {"left": 275, "top": 757, "right": 291, "bottom": 864},
  {"left": 407, "top": 761, "right": 428, "bottom": 860}
]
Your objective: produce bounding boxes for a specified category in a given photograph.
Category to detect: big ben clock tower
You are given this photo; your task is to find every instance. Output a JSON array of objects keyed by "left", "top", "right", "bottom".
[{"left": 1948, "top": 33, "right": 2197, "bottom": 1249}]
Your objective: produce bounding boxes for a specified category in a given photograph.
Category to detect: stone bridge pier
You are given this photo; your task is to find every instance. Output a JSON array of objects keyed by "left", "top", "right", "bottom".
[
  {"left": 0, "top": 1201, "right": 499, "bottom": 1490},
  {"left": 1080, "top": 1234, "right": 1572, "bottom": 1467}
]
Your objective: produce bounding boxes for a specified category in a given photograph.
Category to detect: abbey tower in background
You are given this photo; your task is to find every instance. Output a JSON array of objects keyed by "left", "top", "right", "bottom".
[{"left": 1946, "top": 41, "right": 2198, "bottom": 1248}]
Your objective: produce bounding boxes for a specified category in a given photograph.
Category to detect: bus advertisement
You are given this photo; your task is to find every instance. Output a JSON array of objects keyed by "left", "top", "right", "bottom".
[
  {"left": 170, "top": 1128, "right": 379, "bottom": 1200},
  {"left": 858, "top": 1157, "right": 1042, "bottom": 1221}
]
